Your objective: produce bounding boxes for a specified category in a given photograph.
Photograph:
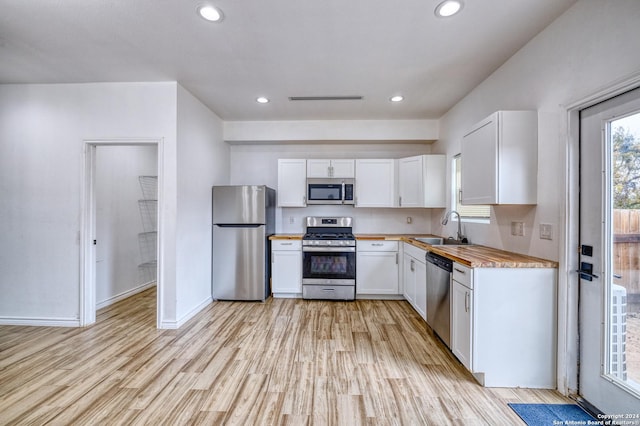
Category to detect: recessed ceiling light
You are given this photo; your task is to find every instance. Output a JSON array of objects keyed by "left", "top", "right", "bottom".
[
  {"left": 435, "top": 0, "right": 463, "bottom": 18},
  {"left": 256, "top": 97, "right": 270, "bottom": 104},
  {"left": 390, "top": 95, "right": 404, "bottom": 102},
  {"left": 197, "top": 5, "right": 224, "bottom": 22}
]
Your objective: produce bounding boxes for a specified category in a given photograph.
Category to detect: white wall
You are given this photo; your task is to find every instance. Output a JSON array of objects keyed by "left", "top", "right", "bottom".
[
  {"left": 224, "top": 119, "right": 438, "bottom": 142},
  {"left": 174, "top": 85, "right": 228, "bottom": 327},
  {"left": 95, "top": 145, "right": 157, "bottom": 308},
  {"left": 433, "top": 0, "right": 640, "bottom": 261},
  {"left": 230, "top": 143, "right": 435, "bottom": 234},
  {"left": 0, "top": 82, "right": 177, "bottom": 325}
]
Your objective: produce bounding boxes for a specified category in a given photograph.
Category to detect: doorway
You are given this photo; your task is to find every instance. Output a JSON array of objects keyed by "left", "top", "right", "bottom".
[
  {"left": 578, "top": 87, "right": 640, "bottom": 413},
  {"left": 81, "top": 139, "right": 163, "bottom": 328}
]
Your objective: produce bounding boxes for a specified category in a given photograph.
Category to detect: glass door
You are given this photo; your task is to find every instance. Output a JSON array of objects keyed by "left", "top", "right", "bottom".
[{"left": 579, "top": 87, "right": 640, "bottom": 413}]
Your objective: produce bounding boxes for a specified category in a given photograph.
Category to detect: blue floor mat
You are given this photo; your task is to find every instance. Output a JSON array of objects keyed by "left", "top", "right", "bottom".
[{"left": 508, "top": 403, "right": 597, "bottom": 425}]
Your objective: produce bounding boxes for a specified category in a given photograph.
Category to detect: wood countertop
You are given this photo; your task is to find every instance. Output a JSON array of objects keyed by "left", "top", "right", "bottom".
[
  {"left": 268, "top": 233, "right": 557, "bottom": 268},
  {"left": 269, "top": 234, "right": 303, "bottom": 240},
  {"left": 356, "top": 234, "right": 437, "bottom": 240},
  {"left": 417, "top": 243, "right": 558, "bottom": 268}
]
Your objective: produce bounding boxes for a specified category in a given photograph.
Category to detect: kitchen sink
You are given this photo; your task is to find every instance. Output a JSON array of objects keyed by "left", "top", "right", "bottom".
[
  {"left": 413, "top": 237, "right": 444, "bottom": 245},
  {"left": 413, "top": 237, "right": 472, "bottom": 246},
  {"left": 435, "top": 238, "right": 471, "bottom": 246}
]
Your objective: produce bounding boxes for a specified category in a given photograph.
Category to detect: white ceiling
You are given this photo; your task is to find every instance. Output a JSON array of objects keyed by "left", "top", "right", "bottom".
[{"left": 0, "top": 0, "right": 577, "bottom": 121}]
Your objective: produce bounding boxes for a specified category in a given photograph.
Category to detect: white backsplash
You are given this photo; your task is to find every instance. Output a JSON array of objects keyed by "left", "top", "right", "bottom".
[{"left": 278, "top": 206, "right": 433, "bottom": 235}]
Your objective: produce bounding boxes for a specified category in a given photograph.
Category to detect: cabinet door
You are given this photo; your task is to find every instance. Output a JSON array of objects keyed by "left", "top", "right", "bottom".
[
  {"left": 330, "top": 159, "right": 355, "bottom": 178},
  {"left": 356, "top": 251, "right": 399, "bottom": 295},
  {"left": 307, "top": 159, "right": 331, "bottom": 178},
  {"left": 451, "top": 280, "right": 473, "bottom": 370},
  {"left": 414, "top": 259, "right": 427, "bottom": 320},
  {"left": 398, "top": 155, "right": 423, "bottom": 207},
  {"left": 278, "top": 159, "right": 307, "bottom": 207},
  {"left": 355, "top": 159, "right": 396, "bottom": 207},
  {"left": 423, "top": 155, "right": 446, "bottom": 208},
  {"left": 272, "top": 250, "right": 302, "bottom": 294},
  {"left": 403, "top": 254, "right": 416, "bottom": 305},
  {"left": 461, "top": 115, "right": 498, "bottom": 204}
]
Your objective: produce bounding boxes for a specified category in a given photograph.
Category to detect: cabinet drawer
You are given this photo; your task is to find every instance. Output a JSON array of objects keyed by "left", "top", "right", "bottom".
[
  {"left": 303, "top": 285, "right": 355, "bottom": 300},
  {"left": 453, "top": 263, "right": 473, "bottom": 288},
  {"left": 272, "top": 240, "right": 302, "bottom": 250},
  {"left": 357, "top": 240, "right": 398, "bottom": 252},
  {"left": 403, "top": 242, "right": 427, "bottom": 261}
]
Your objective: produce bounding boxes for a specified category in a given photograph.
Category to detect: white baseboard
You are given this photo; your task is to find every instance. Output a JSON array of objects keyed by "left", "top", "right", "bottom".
[
  {"left": 272, "top": 293, "right": 302, "bottom": 298},
  {"left": 0, "top": 317, "right": 80, "bottom": 327},
  {"left": 96, "top": 281, "right": 157, "bottom": 310},
  {"left": 355, "top": 294, "right": 405, "bottom": 300},
  {"left": 159, "top": 296, "right": 213, "bottom": 329}
]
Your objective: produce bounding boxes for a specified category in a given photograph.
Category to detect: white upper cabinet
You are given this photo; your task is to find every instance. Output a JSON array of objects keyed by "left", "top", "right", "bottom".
[
  {"left": 397, "top": 155, "right": 446, "bottom": 208},
  {"left": 354, "top": 159, "right": 396, "bottom": 207},
  {"left": 461, "top": 111, "right": 537, "bottom": 205},
  {"left": 277, "top": 159, "right": 307, "bottom": 207},
  {"left": 307, "top": 159, "right": 355, "bottom": 178}
]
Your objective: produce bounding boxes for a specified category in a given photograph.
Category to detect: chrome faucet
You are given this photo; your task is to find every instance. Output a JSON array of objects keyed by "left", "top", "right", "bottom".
[{"left": 442, "top": 210, "right": 464, "bottom": 242}]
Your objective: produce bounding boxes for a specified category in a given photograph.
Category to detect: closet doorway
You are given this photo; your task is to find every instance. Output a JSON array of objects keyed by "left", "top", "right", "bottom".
[{"left": 81, "top": 139, "right": 163, "bottom": 328}]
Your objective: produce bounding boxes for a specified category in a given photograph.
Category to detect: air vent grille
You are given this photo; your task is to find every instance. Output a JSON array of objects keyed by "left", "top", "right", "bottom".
[{"left": 288, "top": 96, "right": 363, "bottom": 101}]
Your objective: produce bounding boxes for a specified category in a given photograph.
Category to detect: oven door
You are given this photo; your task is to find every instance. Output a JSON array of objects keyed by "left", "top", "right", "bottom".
[{"left": 302, "top": 246, "right": 356, "bottom": 284}]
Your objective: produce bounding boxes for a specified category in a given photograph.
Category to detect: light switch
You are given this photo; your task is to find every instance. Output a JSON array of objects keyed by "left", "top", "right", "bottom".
[
  {"left": 511, "top": 221, "right": 525, "bottom": 236},
  {"left": 540, "top": 223, "right": 553, "bottom": 240}
]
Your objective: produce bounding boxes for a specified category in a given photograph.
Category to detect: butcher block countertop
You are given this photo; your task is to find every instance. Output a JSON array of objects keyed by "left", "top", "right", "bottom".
[
  {"left": 269, "top": 234, "right": 303, "bottom": 240},
  {"left": 269, "top": 234, "right": 557, "bottom": 268},
  {"left": 358, "top": 234, "right": 558, "bottom": 268},
  {"left": 421, "top": 244, "right": 557, "bottom": 268}
]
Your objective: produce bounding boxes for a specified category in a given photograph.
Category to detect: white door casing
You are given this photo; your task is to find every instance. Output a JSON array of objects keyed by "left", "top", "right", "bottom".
[{"left": 81, "top": 139, "right": 163, "bottom": 328}]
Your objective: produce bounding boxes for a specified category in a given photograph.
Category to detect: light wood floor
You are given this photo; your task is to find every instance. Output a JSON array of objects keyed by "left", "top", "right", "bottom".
[{"left": 0, "top": 288, "right": 571, "bottom": 425}]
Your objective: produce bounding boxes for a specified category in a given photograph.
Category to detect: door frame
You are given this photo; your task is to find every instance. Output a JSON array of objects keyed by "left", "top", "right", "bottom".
[
  {"left": 562, "top": 72, "right": 640, "bottom": 397},
  {"left": 80, "top": 138, "right": 164, "bottom": 328}
]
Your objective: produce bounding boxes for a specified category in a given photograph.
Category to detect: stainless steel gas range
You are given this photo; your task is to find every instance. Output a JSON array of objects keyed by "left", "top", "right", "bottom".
[{"left": 302, "top": 217, "right": 356, "bottom": 300}]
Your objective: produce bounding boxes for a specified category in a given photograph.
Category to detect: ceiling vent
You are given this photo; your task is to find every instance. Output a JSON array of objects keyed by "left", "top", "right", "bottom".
[{"left": 288, "top": 96, "right": 363, "bottom": 101}]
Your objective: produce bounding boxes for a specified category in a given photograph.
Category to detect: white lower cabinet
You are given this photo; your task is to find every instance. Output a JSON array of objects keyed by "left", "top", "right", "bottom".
[
  {"left": 403, "top": 254, "right": 415, "bottom": 305},
  {"left": 451, "top": 277, "right": 473, "bottom": 371},
  {"left": 402, "top": 243, "right": 427, "bottom": 320},
  {"left": 450, "top": 263, "right": 557, "bottom": 388},
  {"left": 413, "top": 258, "right": 427, "bottom": 319},
  {"left": 271, "top": 240, "right": 302, "bottom": 297},
  {"left": 356, "top": 240, "right": 399, "bottom": 296}
]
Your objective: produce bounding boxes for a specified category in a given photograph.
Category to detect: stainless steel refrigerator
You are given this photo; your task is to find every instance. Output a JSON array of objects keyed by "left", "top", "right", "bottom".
[{"left": 212, "top": 185, "right": 275, "bottom": 301}]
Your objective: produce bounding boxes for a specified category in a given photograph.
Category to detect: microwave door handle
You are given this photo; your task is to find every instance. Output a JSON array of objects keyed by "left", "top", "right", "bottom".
[{"left": 341, "top": 181, "right": 345, "bottom": 204}]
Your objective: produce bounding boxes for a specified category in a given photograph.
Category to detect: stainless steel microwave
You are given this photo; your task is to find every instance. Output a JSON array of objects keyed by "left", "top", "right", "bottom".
[{"left": 307, "top": 178, "right": 355, "bottom": 205}]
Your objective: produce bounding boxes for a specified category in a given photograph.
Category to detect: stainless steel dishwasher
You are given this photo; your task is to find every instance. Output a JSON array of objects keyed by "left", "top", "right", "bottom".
[{"left": 425, "top": 251, "right": 453, "bottom": 348}]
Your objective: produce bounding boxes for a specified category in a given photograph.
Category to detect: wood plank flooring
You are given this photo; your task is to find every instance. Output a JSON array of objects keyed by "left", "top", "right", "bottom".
[{"left": 0, "top": 288, "right": 571, "bottom": 425}]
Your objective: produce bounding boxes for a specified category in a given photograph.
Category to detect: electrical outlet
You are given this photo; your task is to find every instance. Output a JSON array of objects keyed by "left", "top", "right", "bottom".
[
  {"left": 289, "top": 216, "right": 295, "bottom": 224},
  {"left": 511, "top": 221, "right": 525, "bottom": 236},
  {"left": 406, "top": 216, "right": 412, "bottom": 224},
  {"left": 540, "top": 223, "right": 553, "bottom": 240}
]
